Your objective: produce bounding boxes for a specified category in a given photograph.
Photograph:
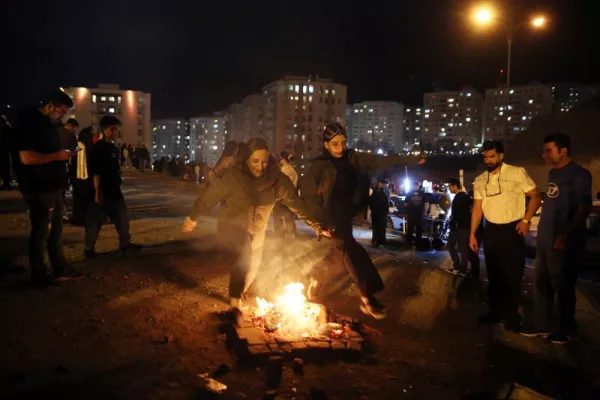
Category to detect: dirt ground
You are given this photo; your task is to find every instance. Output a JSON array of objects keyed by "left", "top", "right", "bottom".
[{"left": 1, "top": 170, "right": 600, "bottom": 399}]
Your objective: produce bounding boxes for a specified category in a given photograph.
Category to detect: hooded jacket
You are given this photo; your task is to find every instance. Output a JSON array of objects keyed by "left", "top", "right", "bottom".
[
  {"left": 301, "top": 149, "right": 422, "bottom": 225},
  {"left": 189, "top": 158, "right": 319, "bottom": 249}
]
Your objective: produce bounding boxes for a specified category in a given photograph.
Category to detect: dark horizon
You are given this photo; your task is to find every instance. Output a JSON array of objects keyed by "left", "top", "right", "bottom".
[{"left": 2, "top": 0, "right": 598, "bottom": 119}]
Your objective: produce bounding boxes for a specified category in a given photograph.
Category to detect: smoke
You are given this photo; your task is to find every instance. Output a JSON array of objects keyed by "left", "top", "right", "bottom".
[{"left": 252, "top": 237, "right": 331, "bottom": 300}]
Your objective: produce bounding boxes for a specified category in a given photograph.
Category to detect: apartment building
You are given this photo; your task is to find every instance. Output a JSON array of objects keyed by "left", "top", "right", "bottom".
[{"left": 349, "top": 101, "right": 404, "bottom": 153}]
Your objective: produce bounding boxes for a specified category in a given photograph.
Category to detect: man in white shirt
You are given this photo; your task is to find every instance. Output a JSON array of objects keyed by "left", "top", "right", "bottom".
[
  {"left": 274, "top": 151, "right": 299, "bottom": 238},
  {"left": 470, "top": 140, "right": 541, "bottom": 332}
]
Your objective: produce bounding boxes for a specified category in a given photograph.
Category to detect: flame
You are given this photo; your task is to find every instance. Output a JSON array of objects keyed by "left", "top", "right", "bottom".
[{"left": 254, "top": 283, "right": 322, "bottom": 336}]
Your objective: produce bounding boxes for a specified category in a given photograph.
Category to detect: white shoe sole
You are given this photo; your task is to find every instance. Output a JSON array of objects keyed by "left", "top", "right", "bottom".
[{"left": 359, "top": 304, "right": 387, "bottom": 320}]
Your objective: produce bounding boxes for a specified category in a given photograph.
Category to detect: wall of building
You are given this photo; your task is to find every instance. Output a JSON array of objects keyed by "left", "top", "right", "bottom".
[
  {"left": 349, "top": 101, "right": 404, "bottom": 153},
  {"left": 65, "top": 84, "right": 151, "bottom": 150}
]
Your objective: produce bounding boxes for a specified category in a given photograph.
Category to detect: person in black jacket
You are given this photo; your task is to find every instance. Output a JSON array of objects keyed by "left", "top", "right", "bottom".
[
  {"left": 302, "top": 123, "right": 424, "bottom": 319},
  {"left": 369, "top": 179, "right": 390, "bottom": 248},
  {"left": 447, "top": 178, "right": 471, "bottom": 274},
  {"left": 0, "top": 115, "right": 14, "bottom": 190}
]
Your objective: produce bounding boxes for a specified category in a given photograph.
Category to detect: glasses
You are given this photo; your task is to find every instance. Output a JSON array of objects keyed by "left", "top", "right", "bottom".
[{"left": 485, "top": 169, "right": 502, "bottom": 197}]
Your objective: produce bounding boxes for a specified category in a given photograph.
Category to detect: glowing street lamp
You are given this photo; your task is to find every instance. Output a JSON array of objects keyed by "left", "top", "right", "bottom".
[
  {"left": 465, "top": 4, "right": 549, "bottom": 141},
  {"left": 472, "top": 5, "right": 495, "bottom": 25},
  {"left": 531, "top": 16, "right": 546, "bottom": 28}
]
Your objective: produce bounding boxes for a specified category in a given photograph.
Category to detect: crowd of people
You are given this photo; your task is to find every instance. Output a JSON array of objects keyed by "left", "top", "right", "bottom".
[{"left": 1, "top": 90, "right": 593, "bottom": 342}]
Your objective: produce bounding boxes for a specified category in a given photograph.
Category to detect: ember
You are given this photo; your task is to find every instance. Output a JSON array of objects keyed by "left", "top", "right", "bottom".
[{"left": 253, "top": 283, "right": 323, "bottom": 336}]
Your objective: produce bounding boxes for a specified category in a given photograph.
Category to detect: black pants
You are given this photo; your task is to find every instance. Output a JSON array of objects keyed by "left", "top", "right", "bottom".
[
  {"left": 311, "top": 218, "right": 384, "bottom": 298},
  {"left": 85, "top": 196, "right": 131, "bottom": 250},
  {"left": 23, "top": 191, "right": 68, "bottom": 279},
  {"left": 534, "top": 245, "right": 581, "bottom": 335},
  {"left": 371, "top": 215, "right": 387, "bottom": 247},
  {"left": 448, "top": 228, "right": 469, "bottom": 270},
  {"left": 406, "top": 215, "right": 423, "bottom": 248},
  {"left": 71, "top": 179, "right": 93, "bottom": 226},
  {"left": 483, "top": 220, "right": 525, "bottom": 324},
  {"left": 0, "top": 151, "right": 11, "bottom": 188},
  {"left": 273, "top": 203, "right": 297, "bottom": 238}
]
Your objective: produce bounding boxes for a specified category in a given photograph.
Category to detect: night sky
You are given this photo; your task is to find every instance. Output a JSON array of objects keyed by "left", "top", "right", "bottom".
[{"left": 2, "top": 0, "right": 598, "bottom": 118}]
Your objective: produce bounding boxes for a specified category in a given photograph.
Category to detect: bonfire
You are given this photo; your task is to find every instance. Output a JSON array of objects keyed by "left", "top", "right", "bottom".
[{"left": 252, "top": 283, "right": 351, "bottom": 340}]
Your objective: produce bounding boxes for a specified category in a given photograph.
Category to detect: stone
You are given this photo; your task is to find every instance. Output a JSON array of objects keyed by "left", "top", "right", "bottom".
[
  {"left": 248, "top": 345, "right": 271, "bottom": 356},
  {"left": 236, "top": 327, "right": 267, "bottom": 346}
]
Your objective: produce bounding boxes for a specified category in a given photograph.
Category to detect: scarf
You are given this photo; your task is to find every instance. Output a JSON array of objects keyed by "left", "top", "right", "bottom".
[{"left": 76, "top": 142, "right": 88, "bottom": 180}]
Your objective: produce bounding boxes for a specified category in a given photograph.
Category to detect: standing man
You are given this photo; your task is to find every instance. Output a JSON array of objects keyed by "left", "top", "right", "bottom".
[
  {"left": 470, "top": 140, "right": 541, "bottom": 331},
  {"left": 15, "top": 90, "right": 80, "bottom": 287},
  {"left": 404, "top": 184, "right": 429, "bottom": 250},
  {"left": 85, "top": 116, "right": 142, "bottom": 258},
  {"left": 521, "top": 134, "right": 592, "bottom": 343},
  {"left": 447, "top": 178, "right": 471, "bottom": 274},
  {"left": 369, "top": 179, "right": 390, "bottom": 248}
]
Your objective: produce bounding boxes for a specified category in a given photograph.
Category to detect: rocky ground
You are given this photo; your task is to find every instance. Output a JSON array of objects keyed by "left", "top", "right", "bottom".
[{"left": 1, "top": 169, "right": 600, "bottom": 399}]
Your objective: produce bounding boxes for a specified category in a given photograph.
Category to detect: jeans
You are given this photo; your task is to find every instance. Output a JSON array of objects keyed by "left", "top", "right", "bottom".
[
  {"left": 483, "top": 220, "right": 525, "bottom": 325},
  {"left": 85, "top": 196, "right": 131, "bottom": 249},
  {"left": 23, "top": 191, "right": 69, "bottom": 279},
  {"left": 533, "top": 245, "right": 581, "bottom": 335},
  {"left": 447, "top": 228, "right": 470, "bottom": 270}
]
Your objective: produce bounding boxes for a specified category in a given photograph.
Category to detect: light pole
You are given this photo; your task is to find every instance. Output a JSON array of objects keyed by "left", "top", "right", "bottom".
[{"left": 470, "top": 4, "right": 547, "bottom": 139}]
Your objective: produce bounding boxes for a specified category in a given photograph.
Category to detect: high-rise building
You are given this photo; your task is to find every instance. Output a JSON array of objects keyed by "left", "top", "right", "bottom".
[
  {"left": 190, "top": 115, "right": 227, "bottom": 166},
  {"left": 227, "top": 76, "right": 347, "bottom": 173},
  {"left": 152, "top": 119, "right": 191, "bottom": 162},
  {"left": 483, "top": 83, "right": 552, "bottom": 143},
  {"left": 403, "top": 106, "right": 424, "bottom": 151},
  {"left": 423, "top": 88, "right": 483, "bottom": 149},
  {"left": 226, "top": 94, "right": 262, "bottom": 143},
  {"left": 64, "top": 84, "right": 151, "bottom": 149},
  {"left": 550, "top": 82, "right": 600, "bottom": 112},
  {"left": 345, "top": 106, "right": 354, "bottom": 144},
  {"left": 349, "top": 101, "right": 404, "bottom": 153}
]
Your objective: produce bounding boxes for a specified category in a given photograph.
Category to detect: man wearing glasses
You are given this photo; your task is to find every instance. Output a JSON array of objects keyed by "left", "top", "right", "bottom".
[
  {"left": 15, "top": 90, "right": 79, "bottom": 287},
  {"left": 470, "top": 140, "right": 541, "bottom": 332}
]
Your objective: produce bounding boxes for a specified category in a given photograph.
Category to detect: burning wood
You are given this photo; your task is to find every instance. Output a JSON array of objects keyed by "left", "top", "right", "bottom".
[{"left": 251, "top": 283, "right": 362, "bottom": 342}]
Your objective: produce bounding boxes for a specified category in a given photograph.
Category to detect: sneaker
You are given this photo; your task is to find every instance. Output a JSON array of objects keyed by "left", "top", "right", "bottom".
[
  {"left": 520, "top": 327, "right": 550, "bottom": 338},
  {"left": 359, "top": 298, "right": 387, "bottom": 320},
  {"left": 29, "top": 274, "right": 61, "bottom": 289},
  {"left": 477, "top": 313, "right": 501, "bottom": 326},
  {"left": 55, "top": 266, "right": 83, "bottom": 282},
  {"left": 84, "top": 249, "right": 97, "bottom": 259},
  {"left": 119, "top": 243, "right": 143, "bottom": 257},
  {"left": 547, "top": 333, "right": 569, "bottom": 344}
]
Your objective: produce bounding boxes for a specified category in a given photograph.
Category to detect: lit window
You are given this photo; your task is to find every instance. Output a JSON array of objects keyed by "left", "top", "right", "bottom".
[
  {"left": 92, "top": 95, "right": 97, "bottom": 103},
  {"left": 100, "top": 96, "right": 107, "bottom": 102},
  {"left": 528, "top": 99, "right": 534, "bottom": 104},
  {"left": 406, "top": 109, "right": 411, "bottom": 112},
  {"left": 118, "top": 96, "right": 122, "bottom": 104},
  {"left": 465, "top": 117, "right": 471, "bottom": 122},
  {"left": 288, "top": 85, "right": 294, "bottom": 91},
  {"left": 295, "top": 85, "right": 300, "bottom": 93},
  {"left": 332, "top": 89, "right": 336, "bottom": 95},
  {"left": 522, "top": 116, "right": 527, "bottom": 120},
  {"left": 108, "top": 107, "right": 115, "bottom": 114},
  {"left": 309, "top": 85, "right": 314, "bottom": 93},
  {"left": 467, "top": 93, "right": 472, "bottom": 97},
  {"left": 302, "top": 85, "right": 307, "bottom": 94},
  {"left": 108, "top": 96, "right": 115, "bottom": 102},
  {"left": 448, "top": 98, "right": 455, "bottom": 103}
]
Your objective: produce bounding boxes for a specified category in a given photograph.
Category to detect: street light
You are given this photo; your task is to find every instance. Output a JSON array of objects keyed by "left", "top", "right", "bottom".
[{"left": 468, "top": 3, "right": 548, "bottom": 140}]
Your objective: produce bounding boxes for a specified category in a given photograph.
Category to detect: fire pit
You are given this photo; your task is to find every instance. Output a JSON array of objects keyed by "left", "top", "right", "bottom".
[{"left": 223, "top": 283, "right": 368, "bottom": 363}]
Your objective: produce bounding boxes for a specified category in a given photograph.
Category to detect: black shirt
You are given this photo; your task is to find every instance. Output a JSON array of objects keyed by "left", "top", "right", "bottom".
[
  {"left": 15, "top": 107, "right": 67, "bottom": 194},
  {"left": 405, "top": 190, "right": 426, "bottom": 216},
  {"left": 89, "top": 139, "right": 123, "bottom": 198},
  {"left": 450, "top": 191, "right": 472, "bottom": 230}
]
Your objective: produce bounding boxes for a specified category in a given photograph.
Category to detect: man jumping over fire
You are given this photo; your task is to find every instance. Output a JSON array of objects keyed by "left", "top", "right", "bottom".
[{"left": 301, "top": 123, "right": 425, "bottom": 319}]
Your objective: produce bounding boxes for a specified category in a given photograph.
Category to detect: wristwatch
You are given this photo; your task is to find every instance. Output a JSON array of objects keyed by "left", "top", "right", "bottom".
[{"left": 522, "top": 219, "right": 530, "bottom": 224}]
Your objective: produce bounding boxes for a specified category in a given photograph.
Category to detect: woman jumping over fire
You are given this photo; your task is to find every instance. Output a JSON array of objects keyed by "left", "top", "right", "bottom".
[
  {"left": 301, "top": 122, "right": 424, "bottom": 319},
  {"left": 182, "top": 137, "right": 328, "bottom": 310}
]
